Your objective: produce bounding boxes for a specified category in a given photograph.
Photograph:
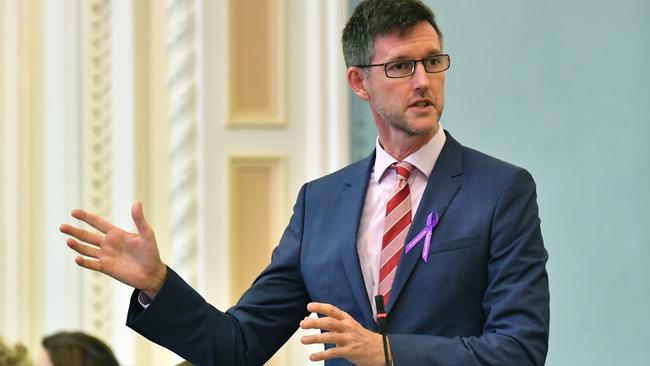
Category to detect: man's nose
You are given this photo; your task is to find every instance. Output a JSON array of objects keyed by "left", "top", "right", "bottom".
[{"left": 411, "top": 61, "right": 431, "bottom": 90}]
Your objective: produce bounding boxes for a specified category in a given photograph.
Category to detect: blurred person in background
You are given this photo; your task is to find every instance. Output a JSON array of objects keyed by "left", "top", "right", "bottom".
[
  {"left": 34, "top": 331, "right": 118, "bottom": 366},
  {"left": 0, "top": 338, "right": 31, "bottom": 366}
]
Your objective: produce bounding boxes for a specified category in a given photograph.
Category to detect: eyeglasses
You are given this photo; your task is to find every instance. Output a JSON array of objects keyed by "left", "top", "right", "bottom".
[{"left": 354, "top": 54, "right": 450, "bottom": 78}]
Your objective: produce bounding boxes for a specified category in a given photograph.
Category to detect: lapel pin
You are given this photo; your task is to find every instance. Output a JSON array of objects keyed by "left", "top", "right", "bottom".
[{"left": 404, "top": 211, "right": 439, "bottom": 263}]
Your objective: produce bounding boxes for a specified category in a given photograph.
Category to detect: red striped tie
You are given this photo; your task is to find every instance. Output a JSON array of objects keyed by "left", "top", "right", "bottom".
[{"left": 378, "top": 161, "right": 413, "bottom": 305}]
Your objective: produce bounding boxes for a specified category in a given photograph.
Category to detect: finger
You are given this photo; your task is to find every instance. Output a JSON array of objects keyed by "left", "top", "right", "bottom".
[
  {"left": 74, "top": 256, "right": 101, "bottom": 272},
  {"left": 67, "top": 238, "right": 101, "bottom": 259},
  {"left": 309, "top": 347, "right": 344, "bottom": 362},
  {"left": 308, "top": 302, "right": 348, "bottom": 321},
  {"left": 60, "top": 224, "right": 103, "bottom": 247},
  {"left": 70, "top": 209, "right": 114, "bottom": 234},
  {"left": 131, "top": 202, "right": 152, "bottom": 237},
  {"left": 300, "top": 316, "right": 345, "bottom": 333},
  {"left": 301, "top": 332, "right": 342, "bottom": 346}
]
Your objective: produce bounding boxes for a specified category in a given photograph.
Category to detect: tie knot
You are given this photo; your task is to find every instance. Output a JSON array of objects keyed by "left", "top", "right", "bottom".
[{"left": 393, "top": 161, "right": 413, "bottom": 181}]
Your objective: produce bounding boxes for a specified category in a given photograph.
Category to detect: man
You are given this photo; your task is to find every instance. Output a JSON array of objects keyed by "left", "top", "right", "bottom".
[{"left": 60, "top": 0, "right": 549, "bottom": 365}]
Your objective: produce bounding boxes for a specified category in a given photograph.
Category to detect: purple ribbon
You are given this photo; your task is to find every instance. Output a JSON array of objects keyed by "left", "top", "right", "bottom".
[{"left": 404, "top": 211, "right": 439, "bottom": 263}]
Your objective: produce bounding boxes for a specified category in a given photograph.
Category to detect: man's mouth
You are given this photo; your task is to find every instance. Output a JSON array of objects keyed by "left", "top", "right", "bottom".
[{"left": 409, "top": 99, "right": 434, "bottom": 109}]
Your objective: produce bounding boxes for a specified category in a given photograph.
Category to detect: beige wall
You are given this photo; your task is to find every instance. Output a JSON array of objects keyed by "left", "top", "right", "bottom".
[
  {"left": 0, "top": 0, "right": 5, "bottom": 340},
  {"left": 0, "top": 0, "right": 348, "bottom": 364},
  {"left": 1, "top": 0, "right": 44, "bottom": 354}
]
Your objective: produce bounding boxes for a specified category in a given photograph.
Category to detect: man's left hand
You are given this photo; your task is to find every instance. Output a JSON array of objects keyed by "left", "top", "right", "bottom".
[{"left": 299, "top": 302, "right": 390, "bottom": 366}]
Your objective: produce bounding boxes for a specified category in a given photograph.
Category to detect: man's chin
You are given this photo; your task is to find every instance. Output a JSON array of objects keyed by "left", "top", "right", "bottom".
[{"left": 402, "top": 119, "right": 439, "bottom": 136}]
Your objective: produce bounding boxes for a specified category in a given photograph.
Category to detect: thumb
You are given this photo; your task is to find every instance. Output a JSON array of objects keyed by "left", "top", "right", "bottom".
[{"left": 131, "top": 201, "right": 152, "bottom": 236}]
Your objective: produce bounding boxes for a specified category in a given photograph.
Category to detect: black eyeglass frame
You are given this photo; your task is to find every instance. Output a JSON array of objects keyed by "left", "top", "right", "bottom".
[{"left": 353, "top": 54, "right": 451, "bottom": 78}]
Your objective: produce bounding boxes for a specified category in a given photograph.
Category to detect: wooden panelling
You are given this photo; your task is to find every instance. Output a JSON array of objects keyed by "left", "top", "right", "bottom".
[
  {"left": 229, "top": 156, "right": 287, "bottom": 299},
  {"left": 228, "top": 0, "right": 286, "bottom": 126}
]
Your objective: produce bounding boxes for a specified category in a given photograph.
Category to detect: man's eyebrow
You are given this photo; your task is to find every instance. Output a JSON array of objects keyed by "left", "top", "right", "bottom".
[{"left": 384, "top": 50, "right": 442, "bottom": 63}]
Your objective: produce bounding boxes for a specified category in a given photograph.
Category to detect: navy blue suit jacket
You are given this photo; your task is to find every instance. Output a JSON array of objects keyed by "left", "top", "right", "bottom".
[{"left": 127, "top": 132, "right": 550, "bottom": 365}]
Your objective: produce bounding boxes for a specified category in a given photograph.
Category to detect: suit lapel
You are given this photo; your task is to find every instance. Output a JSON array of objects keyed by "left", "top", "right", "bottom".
[
  {"left": 387, "top": 132, "right": 464, "bottom": 312},
  {"left": 339, "top": 153, "right": 375, "bottom": 326}
]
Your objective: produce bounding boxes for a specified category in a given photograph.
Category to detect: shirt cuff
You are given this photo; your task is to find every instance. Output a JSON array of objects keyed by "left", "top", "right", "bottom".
[{"left": 137, "top": 291, "right": 152, "bottom": 309}]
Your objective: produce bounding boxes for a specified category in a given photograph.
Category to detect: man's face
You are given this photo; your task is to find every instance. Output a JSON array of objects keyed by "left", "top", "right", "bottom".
[{"left": 362, "top": 21, "right": 445, "bottom": 139}]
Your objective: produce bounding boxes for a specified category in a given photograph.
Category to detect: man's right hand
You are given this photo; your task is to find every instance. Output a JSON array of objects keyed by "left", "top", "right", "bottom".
[{"left": 59, "top": 202, "right": 167, "bottom": 298}]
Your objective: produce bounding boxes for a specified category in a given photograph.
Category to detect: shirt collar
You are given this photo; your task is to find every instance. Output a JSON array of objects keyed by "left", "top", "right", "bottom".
[{"left": 372, "top": 124, "right": 447, "bottom": 184}]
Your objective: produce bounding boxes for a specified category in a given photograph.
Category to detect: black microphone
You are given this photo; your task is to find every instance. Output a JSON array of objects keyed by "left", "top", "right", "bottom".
[{"left": 375, "top": 295, "right": 390, "bottom": 366}]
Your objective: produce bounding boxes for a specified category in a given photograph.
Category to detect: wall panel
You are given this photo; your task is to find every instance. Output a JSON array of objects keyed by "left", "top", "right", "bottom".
[
  {"left": 132, "top": 0, "right": 175, "bottom": 364},
  {"left": 229, "top": 156, "right": 287, "bottom": 299},
  {"left": 228, "top": 0, "right": 286, "bottom": 126},
  {"left": 229, "top": 156, "right": 288, "bottom": 365},
  {"left": 0, "top": 0, "right": 44, "bottom": 352}
]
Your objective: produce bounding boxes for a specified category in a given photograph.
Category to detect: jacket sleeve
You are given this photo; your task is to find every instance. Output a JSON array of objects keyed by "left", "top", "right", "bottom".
[
  {"left": 126, "top": 185, "right": 311, "bottom": 366},
  {"left": 389, "top": 169, "right": 550, "bottom": 366}
]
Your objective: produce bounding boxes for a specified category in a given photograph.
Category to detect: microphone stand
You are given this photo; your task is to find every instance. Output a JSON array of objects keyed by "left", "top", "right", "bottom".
[{"left": 375, "top": 295, "right": 390, "bottom": 366}]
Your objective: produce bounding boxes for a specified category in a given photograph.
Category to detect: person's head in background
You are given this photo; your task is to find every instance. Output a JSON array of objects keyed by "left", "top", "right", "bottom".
[
  {"left": 0, "top": 338, "right": 31, "bottom": 366},
  {"left": 35, "top": 332, "right": 118, "bottom": 366}
]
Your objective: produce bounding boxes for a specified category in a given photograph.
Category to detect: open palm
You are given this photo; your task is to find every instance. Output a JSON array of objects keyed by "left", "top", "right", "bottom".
[{"left": 60, "top": 202, "right": 167, "bottom": 296}]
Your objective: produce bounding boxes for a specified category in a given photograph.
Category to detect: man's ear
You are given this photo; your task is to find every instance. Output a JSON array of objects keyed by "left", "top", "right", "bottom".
[{"left": 347, "top": 67, "right": 370, "bottom": 101}]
